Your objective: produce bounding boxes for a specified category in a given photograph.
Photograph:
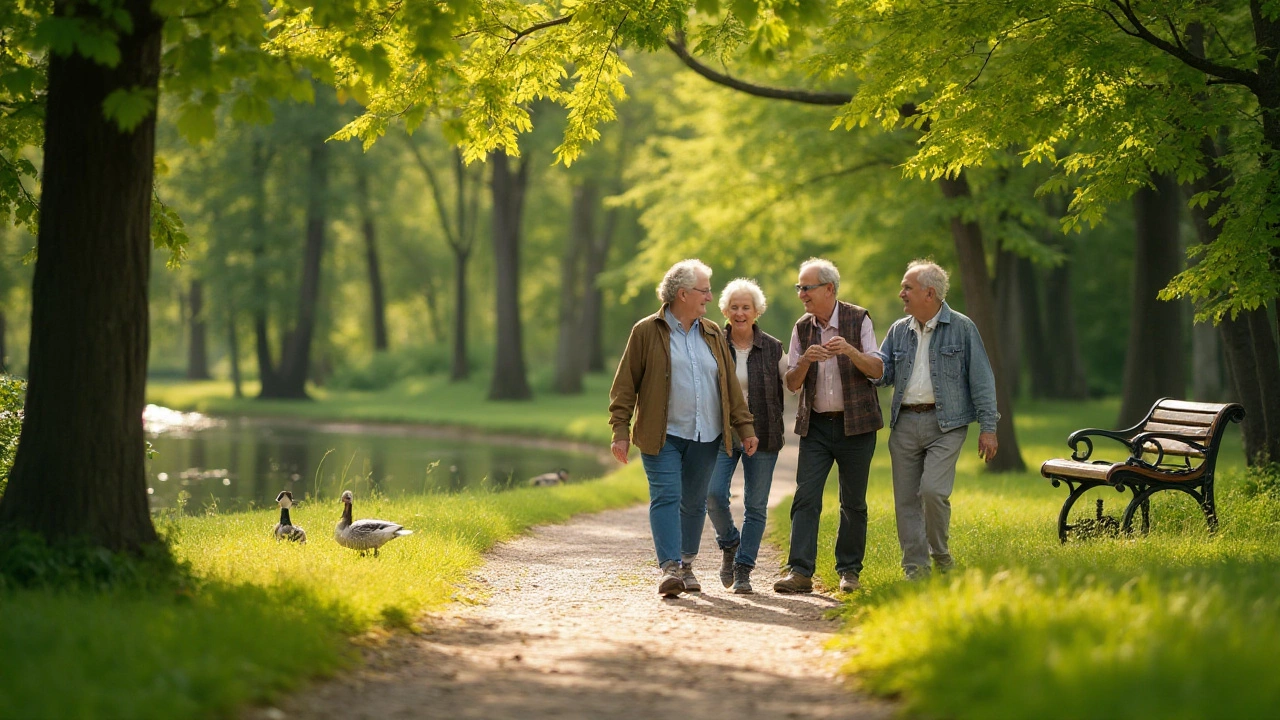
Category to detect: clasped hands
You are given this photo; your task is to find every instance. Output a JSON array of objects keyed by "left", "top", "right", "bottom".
[{"left": 802, "top": 336, "right": 857, "bottom": 363}]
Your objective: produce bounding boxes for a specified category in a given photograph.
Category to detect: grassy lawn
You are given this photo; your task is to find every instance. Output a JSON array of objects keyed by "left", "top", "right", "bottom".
[
  {"left": 146, "top": 373, "right": 618, "bottom": 446},
  {"left": 768, "top": 398, "right": 1279, "bottom": 719},
  {"left": 0, "top": 466, "right": 648, "bottom": 720}
]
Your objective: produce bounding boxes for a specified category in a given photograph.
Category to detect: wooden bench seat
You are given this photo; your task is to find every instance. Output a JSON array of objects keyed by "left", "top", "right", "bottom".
[{"left": 1039, "top": 398, "right": 1244, "bottom": 542}]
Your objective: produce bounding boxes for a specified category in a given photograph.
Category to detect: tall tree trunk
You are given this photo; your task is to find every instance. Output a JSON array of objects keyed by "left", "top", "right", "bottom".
[
  {"left": 450, "top": 249, "right": 470, "bottom": 381},
  {"left": 0, "top": 311, "right": 7, "bottom": 373},
  {"left": 249, "top": 139, "right": 281, "bottom": 396},
  {"left": 553, "top": 183, "right": 593, "bottom": 394},
  {"left": 488, "top": 151, "right": 533, "bottom": 400},
  {"left": 937, "top": 173, "right": 1026, "bottom": 472},
  {"left": 421, "top": 270, "right": 446, "bottom": 343},
  {"left": 1117, "top": 173, "right": 1187, "bottom": 426},
  {"left": 994, "top": 247, "right": 1021, "bottom": 397},
  {"left": 186, "top": 279, "right": 211, "bottom": 380},
  {"left": 262, "top": 132, "right": 329, "bottom": 399},
  {"left": 1191, "top": 321, "right": 1224, "bottom": 401},
  {"left": 227, "top": 312, "right": 243, "bottom": 399},
  {"left": 0, "top": 0, "right": 162, "bottom": 550},
  {"left": 355, "top": 164, "right": 389, "bottom": 352},
  {"left": 1042, "top": 261, "right": 1089, "bottom": 399}
]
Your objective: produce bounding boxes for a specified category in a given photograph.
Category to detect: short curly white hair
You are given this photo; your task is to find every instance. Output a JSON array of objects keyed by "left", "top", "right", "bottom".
[
  {"left": 799, "top": 257, "right": 841, "bottom": 293},
  {"left": 656, "top": 259, "right": 713, "bottom": 304},
  {"left": 719, "top": 278, "right": 768, "bottom": 317},
  {"left": 906, "top": 259, "right": 949, "bottom": 301}
]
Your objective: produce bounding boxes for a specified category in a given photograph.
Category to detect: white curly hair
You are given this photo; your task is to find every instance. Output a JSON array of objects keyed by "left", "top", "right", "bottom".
[
  {"left": 718, "top": 278, "right": 768, "bottom": 317},
  {"left": 906, "top": 259, "right": 950, "bottom": 302}
]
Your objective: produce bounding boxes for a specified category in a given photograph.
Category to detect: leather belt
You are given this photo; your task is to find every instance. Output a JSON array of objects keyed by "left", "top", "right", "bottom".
[
  {"left": 900, "top": 403, "right": 937, "bottom": 413},
  {"left": 812, "top": 411, "right": 844, "bottom": 419}
]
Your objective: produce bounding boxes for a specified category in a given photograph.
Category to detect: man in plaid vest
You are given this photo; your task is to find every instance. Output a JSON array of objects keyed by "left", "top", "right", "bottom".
[{"left": 774, "top": 258, "right": 885, "bottom": 594}]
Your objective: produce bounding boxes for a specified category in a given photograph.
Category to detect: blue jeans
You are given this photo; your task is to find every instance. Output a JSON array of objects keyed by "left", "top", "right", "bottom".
[
  {"left": 640, "top": 434, "right": 722, "bottom": 565},
  {"left": 705, "top": 448, "right": 779, "bottom": 568}
]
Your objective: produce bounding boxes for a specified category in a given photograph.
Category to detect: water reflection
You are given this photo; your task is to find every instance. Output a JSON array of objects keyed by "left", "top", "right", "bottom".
[{"left": 143, "top": 408, "right": 611, "bottom": 514}]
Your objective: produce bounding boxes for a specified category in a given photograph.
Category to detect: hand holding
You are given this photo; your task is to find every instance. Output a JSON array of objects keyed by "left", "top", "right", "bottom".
[
  {"left": 978, "top": 432, "right": 998, "bottom": 462},
  {"left": 803, "top": 344, "right": 833, "bottom": 363},
  {"left": 611, "top": 439, "right": 630, "bottom": 464},
  {"left": 824, "top": 336, "right": 854, "bottom": 358},
  {"left": 742, "top": 437, "right": 759, "bottom": 457}
]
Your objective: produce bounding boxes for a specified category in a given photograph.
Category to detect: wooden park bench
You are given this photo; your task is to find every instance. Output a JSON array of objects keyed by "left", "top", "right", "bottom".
[{"left": 1040, "top": 398, "right": 1245, "bottom": 542}]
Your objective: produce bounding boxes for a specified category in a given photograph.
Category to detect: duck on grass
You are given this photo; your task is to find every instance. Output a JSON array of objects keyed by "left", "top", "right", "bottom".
[{"left": 334, "top": 489, "right": 412, "bottom": 556}]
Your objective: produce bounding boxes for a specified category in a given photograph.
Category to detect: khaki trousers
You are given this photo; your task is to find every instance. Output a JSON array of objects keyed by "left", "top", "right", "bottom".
[{"left": 888, "top": 409, "right": 968, "bottom": 574}]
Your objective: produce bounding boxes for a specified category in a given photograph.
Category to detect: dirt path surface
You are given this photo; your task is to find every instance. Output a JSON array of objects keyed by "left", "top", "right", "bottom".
[{"left": 249, "top": 446, "right": 891, "bottom": 720}]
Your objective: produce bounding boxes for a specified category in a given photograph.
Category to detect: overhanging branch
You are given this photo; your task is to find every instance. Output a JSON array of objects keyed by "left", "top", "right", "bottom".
[{"left": 665, "top": 33, "right": 853, "bottom": 106}]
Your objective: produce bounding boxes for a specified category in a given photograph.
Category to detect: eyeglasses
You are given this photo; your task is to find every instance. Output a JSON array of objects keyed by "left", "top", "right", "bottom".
[
  {"left": 686, "top": 286, "right": 713, "bottom": 296},
  {"left": 795, "top": 282, "right": 829, "bottom": 293}
]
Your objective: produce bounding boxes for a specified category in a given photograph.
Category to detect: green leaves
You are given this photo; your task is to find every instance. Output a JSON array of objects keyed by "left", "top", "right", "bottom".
[{"left": 102, "top": 86, "right": 156, "bottom": 131}]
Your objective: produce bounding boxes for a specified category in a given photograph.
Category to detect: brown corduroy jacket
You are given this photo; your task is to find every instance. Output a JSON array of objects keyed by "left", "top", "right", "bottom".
[{"left": 609, "top": 304, "right": 756, "bottom": 456}]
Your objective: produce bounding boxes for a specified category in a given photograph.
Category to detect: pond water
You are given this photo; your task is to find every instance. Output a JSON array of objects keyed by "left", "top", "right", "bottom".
[{"left": 143, "top": 406, "right": 612, "bottom": 514}]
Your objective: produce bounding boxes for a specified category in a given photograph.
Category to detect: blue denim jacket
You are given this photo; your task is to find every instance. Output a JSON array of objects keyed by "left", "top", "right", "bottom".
[{"left": 872, "top": 302, "right": 1001, "bottom": 434}]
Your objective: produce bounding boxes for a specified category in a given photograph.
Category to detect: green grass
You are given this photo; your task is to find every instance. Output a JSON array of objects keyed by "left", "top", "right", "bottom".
[
  {"left": 146, "top": 373, "right": 618, "bottom": 445},
  {"left": 0, "top": 466, "right": 648, "bottom": 720},
  {"left": 768, "top": 398, "right": 1279, "bottom": 719}
]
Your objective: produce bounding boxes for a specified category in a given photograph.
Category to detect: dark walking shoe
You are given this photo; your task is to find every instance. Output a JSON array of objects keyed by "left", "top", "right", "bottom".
[
  {"left": 681, "top": 562, "right": 702, "bottom": 593},
  {"left": 904, "top": 565, "right": 931, "bottom": 582},
  {"left": 933, "top": 557, "right": 955, "bottom": 575},
  {"left": 773, "top": 571, "right": 813, "bottom": 594},
  {"left": 732, "top": 563, "right": 754, "bottom": 594},
  {"left": 659, "top": 560, "right": 685, "bottom": 597},
  {"left": 719, "top": 543, "right": 739, "bottom": 588},
  {"left": 838, "top": 571, "right": 861, "bottom": 592}
]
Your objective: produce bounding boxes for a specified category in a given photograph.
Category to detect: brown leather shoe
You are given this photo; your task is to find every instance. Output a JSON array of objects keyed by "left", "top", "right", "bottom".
[
  {"left": 838, "top": 572, "right": 861, "bottom": 592},
  {"left": 658, "top": 560, "right": 686, "bottom": 597},
  {"left": 773, "top": 571, "right": 813, "bottom": 594}
]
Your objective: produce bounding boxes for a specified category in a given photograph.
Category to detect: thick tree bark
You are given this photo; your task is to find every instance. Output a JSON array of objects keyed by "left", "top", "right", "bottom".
[
  {"left": 1042, "top": 261, "right": 1089, "bottom": 399},
  {"left": 994, "top": 248, "right": 1021, "bottom": 396},
  {"left": 554, "top": 183, "right": 593, "bottom": 394},
  {"left": 185, "top": 279, "right": 211, "bottom": 380},
  {"left": 937, "top": 173, "right": 1026, "bottom": 472},
  {"left": 488, "top": 151, "right": 532, "bottom": 400},
  {"left": 355, "top": 164, "right": 389, "bottom": 352},
  {"left": 0, "top": 0, "right": 162, "bottom": 550},
  {"left": 1116, "top": 173, "right": 1187, "bottom": 427},
  {"left": 261, "top": 133, "right": 329, "bottom": 399}
]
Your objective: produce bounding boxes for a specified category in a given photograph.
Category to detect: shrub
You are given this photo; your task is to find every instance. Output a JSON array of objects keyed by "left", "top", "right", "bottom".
[{"left": 1242, "top": 462, "right": 1280, "bottom": 499}]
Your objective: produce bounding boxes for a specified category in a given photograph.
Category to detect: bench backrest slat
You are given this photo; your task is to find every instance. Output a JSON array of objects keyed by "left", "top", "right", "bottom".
[
  {"left": 1157, "top": 399, "right": 1232, "bottom": 414},
  {"left": 1142, "top": 421, "right": 1211, "bottom": 439},
  {"left": 1150, "top": 409, "right": 1216, "bottom": 427}
]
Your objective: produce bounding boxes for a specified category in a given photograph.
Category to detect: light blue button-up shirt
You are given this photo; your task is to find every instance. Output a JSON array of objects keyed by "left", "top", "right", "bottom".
[{"left": 664, "top": 309, "right": 723, "bottom": 442}]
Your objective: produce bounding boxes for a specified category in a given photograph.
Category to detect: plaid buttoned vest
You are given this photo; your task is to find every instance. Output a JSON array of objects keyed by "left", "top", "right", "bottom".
[{"left": 793, "top": 301, "right": 884, "bottom": 438}]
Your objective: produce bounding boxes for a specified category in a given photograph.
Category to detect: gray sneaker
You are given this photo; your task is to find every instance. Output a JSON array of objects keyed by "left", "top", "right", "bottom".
[
  {"left": 838, "top": 571, "right": 861, "bottom": 592},
  {"left": 773, "top": 571, "right": 813, "bottom": 594},
  {"left": 659, "top": 560, "right": 685, "bottom": 597},
  {"left": 905, "top": 564, "right": 931, "bottom": 582},
  {"left": 681, "top": 562, "right": 701, "bottom": 593},
  {"left": 719, "top": 543, "right": 739, "bottom": 588},
  {"left": 933, "top": 556, "right": 955, "bottom": 575},
  {"left": 732, "top": 563, "right": 754, "bottom": 594}
]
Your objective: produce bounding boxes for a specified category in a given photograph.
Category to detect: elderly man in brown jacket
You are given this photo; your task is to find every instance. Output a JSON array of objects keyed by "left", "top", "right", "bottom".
[{"left": 610, "top": 259, "right": 758, "bottom": 598}]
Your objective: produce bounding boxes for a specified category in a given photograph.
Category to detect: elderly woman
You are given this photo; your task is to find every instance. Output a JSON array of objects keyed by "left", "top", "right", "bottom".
[
  {"left": 702, "top": 279, "right": 787, "bottom": 594},
  {"left": 609, "top": 259, "right": 758, "bottom": 598}
]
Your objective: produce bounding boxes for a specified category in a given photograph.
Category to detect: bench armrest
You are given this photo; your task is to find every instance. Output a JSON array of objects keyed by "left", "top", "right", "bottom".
[
  {"left": 1066, "top": 428, "right": 1133, "bottom": 462},
  {"left": 1127, "top": 432, "right": 1208, "bottom": 469}
]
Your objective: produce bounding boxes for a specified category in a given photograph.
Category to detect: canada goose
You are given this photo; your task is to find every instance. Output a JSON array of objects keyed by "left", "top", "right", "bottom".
[
  {"left": 273, "top": 490, "right": 307, "bottom": 543},
  {"left": 529, "top": 469, "right": 569, "bottom": 487},
  {"left": 334, "top": 490, "right": 412, "bottom": 556}
]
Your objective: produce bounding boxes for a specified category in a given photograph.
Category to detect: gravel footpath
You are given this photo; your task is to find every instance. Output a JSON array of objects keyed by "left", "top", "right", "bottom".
[{"left": 248, "top": 445, "right": 892, "bottom": 720}]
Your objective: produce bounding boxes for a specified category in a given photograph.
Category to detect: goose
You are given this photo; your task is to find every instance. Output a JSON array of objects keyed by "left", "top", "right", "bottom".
[
  {"left": 529, "top": 469, "right": 569, "bottom": 487},
  {"left": 334, "top": 490, "right": 412, "bottom": 556},
  {"left": 273, "top": 490, "right": 307, "bottom": 544}
]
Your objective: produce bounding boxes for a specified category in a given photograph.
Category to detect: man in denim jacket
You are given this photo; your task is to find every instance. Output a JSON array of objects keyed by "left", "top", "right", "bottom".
[{"left": 871, "top": 261, "right": 1000, "bottom": 580}]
